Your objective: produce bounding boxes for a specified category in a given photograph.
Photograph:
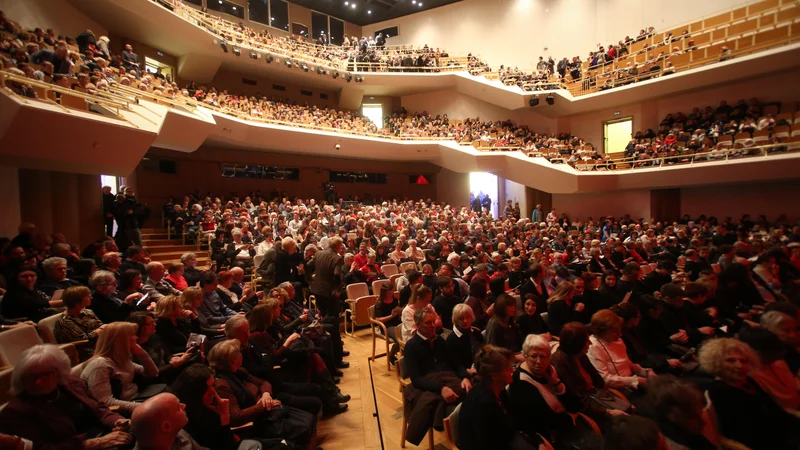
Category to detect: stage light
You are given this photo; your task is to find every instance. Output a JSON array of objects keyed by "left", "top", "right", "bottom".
[
  {"left": 219, "top": 41, "right": 228, "bottom": 53},
  {"left": 249, "top": 52, "right": 258, "bottom": 59},
  {"left": 546, "top": 94, "right": 554, "bottom": 105},
  {"left": 302, "top": 64, "right": 308, "bottom": 72},
  {"left": 232, "top": 47, "right": 241, "bottom": 56},
  {"left": 265, "top": 54, "right": 273, "bottom": 63},
  {"left": 368, "top": 10, "right": 371, "bottom": 14},
  {"left": 529, "top": 96, "right": 539, "bottom": 107},
  {"left": 317, "top": 67, "right": 325, "bottom": 75},
  {"left": 355, "top": 75, "right": 363, "bottom": 82},
  {"left": 286, "top": 58, "right": 293, "bottom": 67},
  {"left": 332, "top": 71, "right": 339, "bottom": 79},
  {"left": 345, "top": 73, "right": 352, "bottom": 82}
]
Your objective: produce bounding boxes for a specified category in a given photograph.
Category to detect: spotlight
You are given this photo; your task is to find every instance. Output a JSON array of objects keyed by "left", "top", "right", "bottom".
[
  {"left": 249, "top": 51, "right": 258, "bottom": 59},
  {"left": 219, "top": 41, "right": 228, "bottom": 53},
  {"left": 265, "top": 54, "right": 273, "bottom": 63},
  {"left": 368, "top": 10, "right": 372, "bottom": 14},
  {"left": 317, "top": 67, "right": 325, "bottom": 75},
  {"left": 345, "top": 73, "right": 352, "bottom": 82},
  {"left": 285, "top": 58, "right": 293, "bottom": 68},
  {"left": 302, "top": 64, "right": 308, "bottom": 72},
  {"left": 351, "top": 3, "right": 356, "bottom": 7},
  {"left": 332, "top": 71, "right": 339, "bottom": 79},
  {"left": 355, "top": 75, "right": 363, "bottom": 82},
  {"left": 232, "top": 47, "right": 241, "bottom": 56},
  {"left": 529, "top": 96, "right": 539, "bottom": 107},
  {"left": 546, "top": 94, "right": 554, "bottom": 105}
]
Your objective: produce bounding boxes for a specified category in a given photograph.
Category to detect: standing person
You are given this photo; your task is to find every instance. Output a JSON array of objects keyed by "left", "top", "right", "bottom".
[
  {"left": 102, "top": 186, "right": 116, "bottom": 238},
  {"left": 309, "top": 236, "right": 348, "bottom": 367},
  {"left": 116, "top": 187, "right": 148, "bottom": 249}
]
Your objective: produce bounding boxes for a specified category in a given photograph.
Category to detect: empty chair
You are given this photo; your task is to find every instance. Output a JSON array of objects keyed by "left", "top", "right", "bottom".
[
  {"left": 381, "top": 264, "right": 399, "bottom": 277},
  {"left": 0, "top": 325, "right": 79, "bottom": 367},
  {"left": 372, "top": 279, "right": 392, "bottom": 296}
]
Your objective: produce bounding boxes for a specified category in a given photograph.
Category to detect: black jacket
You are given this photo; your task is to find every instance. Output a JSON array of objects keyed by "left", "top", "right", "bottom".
[
  {"left": 405, "top": 333, "right": 468, "bottom": 393},
  {"left": 91, "top": 291, "right": 134, "bottom": 324}
]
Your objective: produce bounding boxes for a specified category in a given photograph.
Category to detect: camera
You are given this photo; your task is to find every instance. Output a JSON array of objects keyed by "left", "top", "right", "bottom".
[{"left": 334, "top": 143, "right": 341, "bottom": 150}]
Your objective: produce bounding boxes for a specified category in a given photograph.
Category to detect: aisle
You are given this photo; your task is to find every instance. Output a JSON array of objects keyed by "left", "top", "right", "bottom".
[{"left": 317, "top": 328, "right": 451, "bottom": 450}]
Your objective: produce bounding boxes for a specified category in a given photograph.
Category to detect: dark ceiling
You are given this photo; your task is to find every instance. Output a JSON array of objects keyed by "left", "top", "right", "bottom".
[{"left": 287, "top": 0, "right": 462, "bottom": 27}]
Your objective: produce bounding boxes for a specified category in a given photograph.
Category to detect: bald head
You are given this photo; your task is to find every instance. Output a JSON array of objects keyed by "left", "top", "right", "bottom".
[
  {"left": 130, "top": 393, "right": 188, "bottom": 448},
  {"left": 230, "top": 266, "right": 245, "bottom": 282}
]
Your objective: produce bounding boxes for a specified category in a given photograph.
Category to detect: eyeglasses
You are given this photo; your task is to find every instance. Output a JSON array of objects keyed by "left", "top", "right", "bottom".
[{"left": 23, "top": 369, "right": 57, "bottom": 382}]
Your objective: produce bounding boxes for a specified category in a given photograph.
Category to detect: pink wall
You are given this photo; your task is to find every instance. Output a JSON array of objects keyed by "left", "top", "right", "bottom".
[
  {"left": 681, "top": 179, "right": 800, "bottom": 222},
  {"left": 552, "top": 188, "right": 652, "bottom": 221},
  {"left": 401, "top": 89, "right": 558, "bottom": 134},
  {"left": 566, "top": 68, "right": 800, "bottom": 153},
  {"left": 0, "top": 0, "right": 108, "bottom": 38}
]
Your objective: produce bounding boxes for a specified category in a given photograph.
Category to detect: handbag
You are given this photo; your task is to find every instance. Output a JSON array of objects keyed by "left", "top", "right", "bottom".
[
  {"left": 588, "top": 388, "right": 632, "bottom": 412},
  {"left": 300, "top": 319, "right": 326, "bottom": 340}
]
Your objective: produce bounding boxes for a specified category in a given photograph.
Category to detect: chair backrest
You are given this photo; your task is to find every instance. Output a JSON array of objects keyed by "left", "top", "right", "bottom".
[
  {"left": 38, "top": 313, "right": 65, "bottom": 344},
  {"left": 388, "top": 273, "right": 403, "bottom": 289},
  {"left": 368, "top": 304, "right": 376, "bottom": 320},
  {"left": 380, "top": 264, "right": 399, "bottom": 277},
  {"left": 444, "top": 403, "right": 462, "bottom": 448},
  {"left": 399, "top": 262, "right": 416, "bottom": 272},
  {"left": 0, "top": 368, "right": 13, "bottom": 407},
  {"left": 0, "top": 325, "right": 42, "bottom": 367},
  {"left": 253, "top": 254, "right": 264, "bottom": 269},
  {"left": 354, "top": 295, "right": 378, "bottom": 327},
  {"left": 372, "top": 279, "right": 391, "bottom": 297},
  {"left": 346, "top": 282, "right": 370, "bottom": 300},
  {"left": 396, "top": 356, "right": 408, "bottom": 380}
]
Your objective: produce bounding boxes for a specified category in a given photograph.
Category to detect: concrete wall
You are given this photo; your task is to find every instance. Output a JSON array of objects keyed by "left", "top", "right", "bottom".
[
  {"left": 0, "top": 166, "right": 21, "bottom": 240},
  {"left": 0, "top": 0, "right": 108, "bottom": 39}
]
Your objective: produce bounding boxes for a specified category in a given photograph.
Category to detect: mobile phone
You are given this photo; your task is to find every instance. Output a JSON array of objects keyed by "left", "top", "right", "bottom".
[{"left": 137, "top": 293, "right": 150, "bottom": 306}]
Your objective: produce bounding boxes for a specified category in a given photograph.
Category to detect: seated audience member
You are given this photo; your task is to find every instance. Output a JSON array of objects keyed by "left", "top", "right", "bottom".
[
  {"left": 642, "top": 260, "right": 677, "bottom": 294},
  {"left": 699, "top": 338, "right": 800, "bottom": 449},
  {"left": 403, "top": 306, "right": 471, "bottom": 445},
  {"left": 207, "top": 339, "right": 316, "bottom": 448},
  {"left": 760, "top": 310, "right": 800, "bottom": 373},
  {"left": 551, "top": 322, "right": 628, "bottom": 423},
  {"left": 128, "top": 312, "right": 194, "bottom": 384},
  {"left": 163, "top": 262, "right": 188, "bottom": 291},
  {"left": 1, "top": 266, "right": 62, "bottom": 321},
  {"left": 141, "top": 262, "right": 181, "bottom": 302},
  {"left": 179, "top": 286, "right": 223, "bottom": 336},
  {"left": 520, "top": 263, "right": 549, "bottom": 316},
  {"left": 180, "top": 252, "right": 204, "bottom": 287},
  {"left": 117, "top": 268, "right": 146, "bottom": 300},
  {"left": 639, "top": 375, "right": 717, "bottom": 450},
  {"left": 603, "top": 416, "right": 670, "bottom": 450},
  {"left": 197, "top": 270, "right": 238, "bottom": 327},
  {"left": 90, "top": 269, "right": 141, "bottom": 323},
  {"left": 658, "top": 283, "right": 714, "bottom": 346},
  {"left": 573, "top": 273, "right": 608, "bottom": 320},
  {"left": 37, "top": 257, "right": 81, "bottom": 297},
  {"left": 215, "top": 270, "right": 247, "bottom": 312},
  {"left": 587, "top": 310, "right": 654, "bottom": 394},
  {"left": 226, "top": 313, "right": 347, "bottom": 416},
  {"left": 81, "top": 322, "right": 160, "bottom": 414},
  {"left": 398, "top": 270, "right": 422, "bottom": 306},
  {"left": 599, "top": 270, "right": 625, "bottom": 305},
  {"left": 120, "top": 247, "right": 147, "bottom": 276},
  {"left": 611, "top": 302, "right": 681, "bottom": 374},
  {"left": 459, "top": 345, "right": 540, "bottom": 450},
  {"left": 446, "top": 303, "right": 484, "bottom": 377},
  {"left": 153, "top": 293, "right": 203, "bottom": 354},
  {"left": 517, "top": 294, "right": 550, "bottom": 338},
  {"left": 130, "top": 393, "right": 203, "bottom": 450},
  {"left": 171, "top": 364, "right": 286, "bottom": 450},
  {"left": 400, "top": 284, "right": 437, "bottom": 342},
  {"left": 431, "top": 276, "right": 460, "bottom": 330},
  {"left": 54, "top": 286, "right": 104, "bottom": 361},
  {"left": 546, "top": 281, "right": 586, "bottom": 336},
  {"left": 509, "top": 334, "right": 602, "bottom": 450},
  {"left": 374, "top": 283, "right": 403, "bottom": 363},
  {"left": 0, "top": 345, "right": 133, "bottom": 449},
  {"left": 465, "top": 277, "right": 493, "bottom": 330},
  {"left": 738, "top": 326, "right": 800, "bottom": 412},
  {"left": 485, "top": 293, "right": 523, "bottom": 353}
]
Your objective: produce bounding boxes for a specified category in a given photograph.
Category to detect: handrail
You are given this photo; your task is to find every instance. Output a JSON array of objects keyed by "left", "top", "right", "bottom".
[{"left": 571, "top": 141, "right": 800, "bottom": 170}]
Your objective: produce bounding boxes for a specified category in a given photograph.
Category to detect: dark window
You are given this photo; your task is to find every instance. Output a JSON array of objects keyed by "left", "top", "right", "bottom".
[
  {"left": 208, "top": 0, "right": 245, "bottom": 19},
  {"left": 242, "top": 78, "right": 256, "bottom": 85},
  {"left": 300, "top": 90, "right": 312, "bottom": 96},
  {"left": 329, "top": 17, "right": 344, "bottom": 46},
  {"left": 270, "top": 0, "right": 289, "bottom": 32},
  {"left": 374, "top": 26, "right": 399, "bottom": 39},
  {"left": 320, "top": 93, "right": 328, "bottom": 100},
  {"left": 330, "top": 171, "right": 387, "bottom": 184},
  {"left": 291, "top": 23, "right": 309, "bottom": 37},
  {"left": 142, "top": 158, "right": 177, "bottom": 174},
  {"left": 311, "top": 12, "right": 329, "bottom": 41},
  {"left": 248, "top": 0, "right": 268, "bottom": 24},
  {"left": 272, "top": 84, "right": 285, "bottom": 91},
  {"left": 184, "top": 0, "right": 202, "bottom": 5},
  {"left": 221, "top": 164, "right": 299, "bottom": 180}
]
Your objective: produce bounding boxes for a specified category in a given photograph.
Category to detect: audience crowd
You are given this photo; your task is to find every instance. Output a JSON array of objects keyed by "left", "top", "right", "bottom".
[{"left": 1, "top": 184, "right": 799, "bottom": 449}]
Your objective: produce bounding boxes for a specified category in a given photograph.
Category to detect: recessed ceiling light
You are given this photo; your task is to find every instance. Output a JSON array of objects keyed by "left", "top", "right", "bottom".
[
  {"left": 412, "top": 0, "right": 416, "bottom": 3},
  {"left": 367, "top": 9, "right": 372, "bottom": 13},
  {"left": 419, "top": 2, "right": 423, "bottom": 5},
  {"left": 232, "top": 6, "right": 236, "bottom": 9},
  {"left": 351, "top": 3, "right": 356, "bottom": 8},
  {"left": 344, "top": 1, "right": 349, "bottom": 4}
]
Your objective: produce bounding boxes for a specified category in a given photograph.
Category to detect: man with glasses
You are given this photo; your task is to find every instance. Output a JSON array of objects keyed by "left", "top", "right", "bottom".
[{"left": 89, "top": 270, "right": 142, "bottom": 323}]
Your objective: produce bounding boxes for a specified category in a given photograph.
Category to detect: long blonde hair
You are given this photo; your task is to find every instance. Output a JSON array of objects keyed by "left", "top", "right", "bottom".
[
  {"left": 547, "top": 281, "right": 575, "bottom": 304},
  {"left": 408, "top": 284, "right": 432, "bottom": 308},
  {"left": 92, "top": 322, "right": 137, "bottom": 368}
]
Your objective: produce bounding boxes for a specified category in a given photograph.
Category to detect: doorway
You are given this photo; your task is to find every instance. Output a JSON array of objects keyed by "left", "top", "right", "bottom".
[
  {"left": 604, "top": 117, "right": 633, "bottom": 155},
  {"left": 362, "top": 104, "right": 383, "bottom": 129}
]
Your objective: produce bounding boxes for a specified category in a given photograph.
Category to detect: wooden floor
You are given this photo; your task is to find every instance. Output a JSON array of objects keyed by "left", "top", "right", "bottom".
[{"left": 316, "top": 328, "right": 452, "bottom": 450}]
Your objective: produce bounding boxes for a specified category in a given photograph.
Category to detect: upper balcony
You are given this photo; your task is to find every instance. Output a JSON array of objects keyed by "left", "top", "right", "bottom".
[{"left": 68, "top": 0, "right": 800, "bottom": 115}]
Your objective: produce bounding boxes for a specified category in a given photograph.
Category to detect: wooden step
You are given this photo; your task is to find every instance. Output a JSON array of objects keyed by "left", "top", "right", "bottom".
[
  {"left": 159, "top": 257, "right": 211, "bottom": 267},
  {"left": 142, "top": 233, "right": 171, "bottom": 240},
  {"left": 145, "top": 244, "right": 201, "bottom": 252},
  {"left": 141, "top": 228, "right": 169, "bottom": 233},
  {"left": 142, "top": 239, "right": 184, "bottom": 246},
  {"left": 149, "top": 250, "right": 209, "bottom": 260}
]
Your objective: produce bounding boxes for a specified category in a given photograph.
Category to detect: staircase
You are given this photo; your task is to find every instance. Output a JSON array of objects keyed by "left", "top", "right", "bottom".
[{"left": 141, "top": 228, "right": 211, "bottom": 267}]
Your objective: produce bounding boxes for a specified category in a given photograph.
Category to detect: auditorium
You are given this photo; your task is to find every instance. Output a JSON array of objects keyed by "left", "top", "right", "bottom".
[{"left": 0, "top": 0, "right": 799, "bottom": 448}]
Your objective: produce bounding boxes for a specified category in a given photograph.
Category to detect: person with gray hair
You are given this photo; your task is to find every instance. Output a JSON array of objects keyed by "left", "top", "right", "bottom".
[
  {"left": 90, "top": 269, "right": 142, "bottom": 323},
  {"left": 37, "top": 256, "right": 81, "bottom": 297},
  {"left": 180, "top": 252, "right": 203, "bottom": 287},
  {"left": 760, "top": 309, "right": 800, "bottom": 373},
  {"left": 402, "top": 306, "right": 471, "bottom": 445},
  {"left": 130, "top": 393, "right": 196, "bottom": 450},
  {"left": 101, "top": 251, "right": 123, "bottom": 274},
  {"left": 446, "top": 303, "right": 484, "bottom": 376},
  {"left": 0, "top": 345, "right": 133, "bottom": 449},
  {"left": 141, "top": 261, "right": 180, "bottom": 302}
]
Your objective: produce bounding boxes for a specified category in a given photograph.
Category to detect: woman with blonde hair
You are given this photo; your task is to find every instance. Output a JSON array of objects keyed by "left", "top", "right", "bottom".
[
  {"left": 400, "top": 284, "right": 437, "bottom": 342},
  {"left": 586, "top": 310, "right": 654, "bottom": 394},
  {"left": 700, "top": 338, "right": 800, "bottom": 449},
  {"left": 180, "top": 287, "right": 222, "bottom": 335},
  {"left": 154, "top": 294, "right": 204, "bottom": 355},
  {"left": 81, "top": 322, "right": 159, "bottom": 414},
  {"left": 546, "top": 281, "right": 585, "bottom": 336}
]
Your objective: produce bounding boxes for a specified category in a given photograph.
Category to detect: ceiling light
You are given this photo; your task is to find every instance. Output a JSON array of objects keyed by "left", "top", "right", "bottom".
[
  {"left": 367, "top": 10, "right": 372, "bottom": 14},
  {"left": 351, "top": 3, "right": 356, "bottom": 8},
  {"left": 270, "top": 17, "right": 274, "bottom": 21},
  {"left": 232, "top": 6, "right": 236, "bottom": 10},
  {"left": 412, "top": 0, "right": 416, "bottom": 4},
  {"left": 345, "top": 1, "right": 349, "bottom": 4},
  {"left": 419, "top": 2, "right": 423, "bottom": 6}
]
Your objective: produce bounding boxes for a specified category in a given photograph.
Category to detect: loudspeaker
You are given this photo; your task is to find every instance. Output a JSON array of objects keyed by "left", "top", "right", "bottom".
[
  {"left": 546, "top": 95, "right": 554, "bottom": 105},
  {"left": 529, "top": 97, "right": 539, "bottom": 107}
]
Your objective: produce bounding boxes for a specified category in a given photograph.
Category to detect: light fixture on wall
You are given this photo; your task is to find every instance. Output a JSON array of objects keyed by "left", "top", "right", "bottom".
[
  {"left": 332, "top": 71, "right": 340, "bottom": 79},
  {"left": 345, "top": 73, "right": 352, "bottom": 82},
  {"left": 302, "top": 64, "right": 309, "bottom": 72},
  {"left": 232, "top": 47, "right": 241, "bottom": 56},
  {"left": 219, "top": 41, "right": 228, "bottom": 53},
  {"left": 249, "top": 51, "right": 258, "bottom": 59},
  {"left": 529, "top": 96, "right": 539, "bottom": 107},
  {"left": 546, "top": 94, "right": 554, "bottom": 105},
  {"left": 285, "top": 58, "right": 293, "bottom": 68},
  {"left": 355, "top": 75, "right": 363, "bottom": 82},
  {"left": 265, "top": 54, "right": 273, "bottom": 63}
]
